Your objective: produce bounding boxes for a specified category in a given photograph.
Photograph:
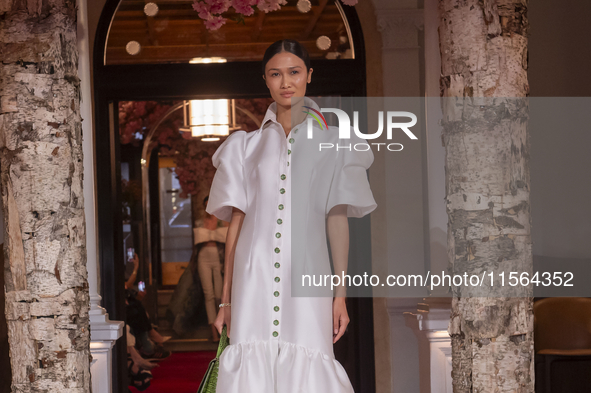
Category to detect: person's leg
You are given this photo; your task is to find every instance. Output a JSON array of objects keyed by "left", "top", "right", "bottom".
[
  {"left": 148, "top": 326, "right": 170, "bottom": 345},
  {"left": 126, "top": 324, "right": 136, "bottom": 347},
  {"left": 197, "top": 247, "right": 220, "bottom": 340},
  {"left": 197, "top": 248, "right": 217, "bottom": 324},
  {"left": 128, "top": 345, "right": 158, "bottom": 371},
  {"left": 137, "top": 330, "right": 155, "bottom": 354}
]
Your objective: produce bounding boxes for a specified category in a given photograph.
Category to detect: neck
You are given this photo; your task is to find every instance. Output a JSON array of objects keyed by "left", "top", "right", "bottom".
[{"left": 277, "top": 98, "right": 307, "bottom": 136}]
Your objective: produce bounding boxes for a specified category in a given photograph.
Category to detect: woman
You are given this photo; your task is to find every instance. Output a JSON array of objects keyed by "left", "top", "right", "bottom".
[
  {"left": 206, "top": 39, "right": 377, "bottom": 392},
  {"left": 125, "top": 253, "right": 170, "bottom": 359},
  {"left": 166, "top": 197, "right": 227, "bottom": 340},
  {"left": 194, "top": 195, "right": 228, "bottom": 342}
]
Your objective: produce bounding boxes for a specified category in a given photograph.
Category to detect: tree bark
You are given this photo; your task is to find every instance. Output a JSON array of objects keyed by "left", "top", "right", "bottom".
[
  {"left": 438, "top": 0, "right": 534, "bottom": 392},
  {"left": 0, "top": 1, "right": 91, "bottom": 392}
]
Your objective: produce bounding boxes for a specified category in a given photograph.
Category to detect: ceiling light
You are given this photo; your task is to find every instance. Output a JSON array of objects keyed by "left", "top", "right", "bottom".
[{"left": 189, "top": 57, "right": 227, "bottom": 64}]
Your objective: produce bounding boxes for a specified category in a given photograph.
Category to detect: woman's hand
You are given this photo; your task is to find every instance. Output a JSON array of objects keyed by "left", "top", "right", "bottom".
[
  {"left": 332, "top": 297, "right": 350, "bottom": 344},
  {"left": 125, "top": 253, "right": 140, "bottom": 290},
  {"left": 214, "top": 305, "right": 231, "bottom": 338}
]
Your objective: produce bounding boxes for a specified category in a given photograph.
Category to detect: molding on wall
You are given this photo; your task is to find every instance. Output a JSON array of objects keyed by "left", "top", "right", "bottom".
[
  {"left": 386, "top": 297, "right": 426, "bottom": 318},
  {"left": 376, "top": 8, "right": 425, "bottom": 50}
]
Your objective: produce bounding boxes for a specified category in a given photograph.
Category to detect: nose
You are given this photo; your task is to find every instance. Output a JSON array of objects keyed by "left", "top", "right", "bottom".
[{"left": 281, "top": 77, "right": 291, "bottom": 89}]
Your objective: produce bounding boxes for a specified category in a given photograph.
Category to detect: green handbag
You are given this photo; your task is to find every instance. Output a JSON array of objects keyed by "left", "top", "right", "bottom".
[{"left": 196, "top": 325, "right": 230, "bottom": 393}]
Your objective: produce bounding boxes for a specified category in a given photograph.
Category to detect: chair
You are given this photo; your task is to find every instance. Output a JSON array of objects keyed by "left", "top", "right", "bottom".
[{"left": 534, "top": 297, "right": 591, "bottom": 393}]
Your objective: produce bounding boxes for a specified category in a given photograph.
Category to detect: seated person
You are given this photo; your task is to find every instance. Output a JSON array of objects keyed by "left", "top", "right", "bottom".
[{"left": 125, "top": 253, "right": 170, "bottom": 360}]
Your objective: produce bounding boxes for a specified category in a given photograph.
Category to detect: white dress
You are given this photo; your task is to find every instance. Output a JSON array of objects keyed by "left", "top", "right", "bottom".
[{"left": 205, "top": 96, "right": 377, "bottom": 393}]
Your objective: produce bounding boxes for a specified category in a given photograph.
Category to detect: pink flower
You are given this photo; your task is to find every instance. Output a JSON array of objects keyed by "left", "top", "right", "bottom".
[
  {"left": 192, "top": 1, "right": 212, "bottom": 19},
  {"left": 208, "top": 0, "right": 232, "bottom": 14},
  {"left": 133, "top": 101, "right": 147, "bottom": 117},
  {"left": 232, "top": 0, "right": 256, "bottom": 16},
  {"left": 257, "top": 0, "right": 281, "bottom": 13},
  {"left": 193, "top": 0, "right": 231, "bottom": 18},
  {"left": 340, "top": 0, "right": 357, "bottom": 5},
  {"left": 193, "top": 0, "right": 229, "bottom": 30},
  {"left": 204, "top": 15, "right": 227, "bottom": 30}
]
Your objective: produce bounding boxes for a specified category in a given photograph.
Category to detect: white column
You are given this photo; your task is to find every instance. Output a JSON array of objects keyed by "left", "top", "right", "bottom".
[
  {"left": 374, "top": 4, "right": 426, "bottom": 392},
  {"left": 77, "top": 1, "right": 124, "bottom": 393},
  {"left": 387, "top": 298, "right": 422, "bottom": 393},
  {"left": 375, "top": 7, "right": 424, "bottom": 97},
  {"left": 405, "top": 298, "right": 452, "bottom": 393}
]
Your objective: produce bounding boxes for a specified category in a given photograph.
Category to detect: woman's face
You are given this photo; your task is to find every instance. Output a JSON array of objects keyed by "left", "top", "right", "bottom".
[{"left": 263, "top": 51, "right": 313, "bottom": 108}]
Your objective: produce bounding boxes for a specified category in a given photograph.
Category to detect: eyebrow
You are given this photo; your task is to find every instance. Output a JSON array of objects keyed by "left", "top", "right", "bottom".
[{"left": 267, "top": 66, "right": 302, "bottom": 71}]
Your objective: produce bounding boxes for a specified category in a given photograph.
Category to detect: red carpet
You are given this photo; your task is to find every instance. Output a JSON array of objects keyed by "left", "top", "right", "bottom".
[{"left": 129, "top": 351, "right": 217, "bottom": 393}]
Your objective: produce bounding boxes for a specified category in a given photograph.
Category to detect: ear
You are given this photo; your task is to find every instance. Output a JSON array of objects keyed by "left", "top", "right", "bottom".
[{"left": 307, "top": 68, "right": 313, "bottom": 83}]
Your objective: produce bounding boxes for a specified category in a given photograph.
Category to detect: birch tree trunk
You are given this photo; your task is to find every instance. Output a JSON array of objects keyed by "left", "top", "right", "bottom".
[
  {"left": 0, "top": 1, "right": 91, "bottom": 392},
  {"left": 438, "top": 0, "right": 534, "bottom": 392}
]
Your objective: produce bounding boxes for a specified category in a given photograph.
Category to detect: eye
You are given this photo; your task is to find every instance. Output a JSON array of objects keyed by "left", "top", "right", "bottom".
[
  {"left": 291, "top": 70, "right": 299, "bottom": 74},
  {"left": 271, "top": 72, "right": 279, "bottom": 77}
]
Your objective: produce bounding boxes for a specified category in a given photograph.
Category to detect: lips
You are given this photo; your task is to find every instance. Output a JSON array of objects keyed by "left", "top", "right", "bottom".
[{"left": 281, "top": 91, "right": 295, "bottom": 97}]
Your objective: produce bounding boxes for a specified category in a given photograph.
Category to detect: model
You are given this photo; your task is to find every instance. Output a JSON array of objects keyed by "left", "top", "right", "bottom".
[{"left": 205, "top": 39, "right": 377, "bottom": 393}]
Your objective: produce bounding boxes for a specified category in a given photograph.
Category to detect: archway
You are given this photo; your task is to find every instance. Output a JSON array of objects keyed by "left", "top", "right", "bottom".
[{"left": 92, "top": 1, "right": 374, "bottom": 391}]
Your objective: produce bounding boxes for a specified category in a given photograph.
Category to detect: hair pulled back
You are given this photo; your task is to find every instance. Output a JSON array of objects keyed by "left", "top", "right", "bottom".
[{"left": 262, "top": 39, "right": 311, "bottom": 76}]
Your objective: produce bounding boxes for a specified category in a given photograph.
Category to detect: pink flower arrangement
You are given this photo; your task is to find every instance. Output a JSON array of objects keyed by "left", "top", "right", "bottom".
[
  {"left": 119, "top": 101, "right": 173, "bottom": 145},
  {"left": 192, "top": 0, "right": 359, "bottom": 31}
]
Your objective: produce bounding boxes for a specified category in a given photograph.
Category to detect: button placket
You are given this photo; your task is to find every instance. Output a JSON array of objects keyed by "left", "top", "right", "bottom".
[
  {"left": 272, "top": 128, "right": 298, "bottom": 339},
  {"left": 273, "top": 169, "right": 285, "bottom": 340},
  {"left": 273, "top": 194, "right": 282, "bottom": 338}
]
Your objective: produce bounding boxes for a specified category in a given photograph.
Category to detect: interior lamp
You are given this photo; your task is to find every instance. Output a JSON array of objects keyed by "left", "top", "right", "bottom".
[{"left": 179, "top": 99, "right": 239, "bottom": 141}]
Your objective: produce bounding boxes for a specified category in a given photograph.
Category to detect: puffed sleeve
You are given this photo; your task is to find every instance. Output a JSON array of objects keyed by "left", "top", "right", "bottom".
[
  {"left": 205, "top": 131, "right": 247, "bottom": 222},
  {"left": 326, "top": 130, "right": 377, "bottom": 218}
]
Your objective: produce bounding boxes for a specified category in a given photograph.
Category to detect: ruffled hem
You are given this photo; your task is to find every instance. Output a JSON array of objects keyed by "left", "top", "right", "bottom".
[{"left": 216, "top": 339, "right": 354, "bottom": 393}]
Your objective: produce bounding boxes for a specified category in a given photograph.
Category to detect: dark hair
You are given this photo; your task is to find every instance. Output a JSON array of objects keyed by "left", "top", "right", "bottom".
[
  {"left": 262, "top": 39, "right": 311, "bottom": 76},
  {"left": 203, "top": 195, "right": 209, "bottom": 206}
]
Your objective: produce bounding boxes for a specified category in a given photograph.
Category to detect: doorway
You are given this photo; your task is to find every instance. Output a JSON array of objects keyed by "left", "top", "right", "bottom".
[{"left": 93, "top": 1, "right": 374, "bottom": 392}]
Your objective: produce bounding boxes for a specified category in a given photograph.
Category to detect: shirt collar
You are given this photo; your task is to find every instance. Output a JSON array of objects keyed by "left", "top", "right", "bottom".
[{"left": 258, "top": 96, "right": 322, "bottom": 134}]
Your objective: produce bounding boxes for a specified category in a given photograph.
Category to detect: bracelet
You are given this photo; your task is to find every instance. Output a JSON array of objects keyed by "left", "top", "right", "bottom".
[{"left": 219, "top": 303, "right": 231, "bottom": 308}]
